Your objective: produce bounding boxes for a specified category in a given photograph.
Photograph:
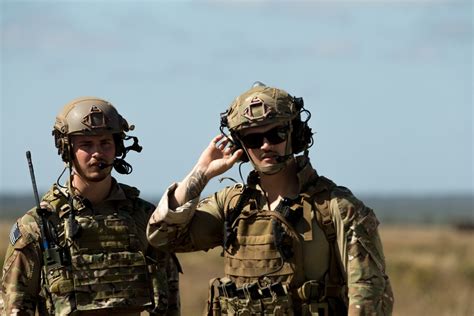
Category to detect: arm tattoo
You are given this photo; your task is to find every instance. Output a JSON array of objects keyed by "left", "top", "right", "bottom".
[{"left": 185, "top": 169, "right": 208, "bottom": 201}]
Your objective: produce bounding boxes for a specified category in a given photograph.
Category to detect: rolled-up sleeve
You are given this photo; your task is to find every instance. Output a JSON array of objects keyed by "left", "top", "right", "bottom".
[
  {"left": 148, "top": 182, "right": 235, "bottom": 253},
  {"left": 147, "top": 183, "right": 200, "bottom": 249}
]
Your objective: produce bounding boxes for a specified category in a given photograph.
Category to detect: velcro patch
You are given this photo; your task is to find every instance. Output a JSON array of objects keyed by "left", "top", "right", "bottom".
[{"left": 9, "top": 222, "right": 22, "bottom": 246}]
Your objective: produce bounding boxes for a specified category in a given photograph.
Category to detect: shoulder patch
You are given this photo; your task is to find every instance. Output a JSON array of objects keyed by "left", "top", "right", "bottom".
[{"left": 9, "top": 222, "right": 22, "bottom": 246}]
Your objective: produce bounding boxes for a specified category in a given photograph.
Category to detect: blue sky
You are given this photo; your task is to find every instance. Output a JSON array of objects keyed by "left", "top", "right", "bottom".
[{"left": 1, "top": 0, "right": 472, "bottom": 197}]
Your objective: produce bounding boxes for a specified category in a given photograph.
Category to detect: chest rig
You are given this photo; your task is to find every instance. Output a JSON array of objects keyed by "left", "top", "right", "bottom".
[
  {"left": 39, "top": 184, "right": 164, "bottom": 315},
  {"left": 213, "top": 176, "right": 347, "bottom": 315},
  {"left": 223, "top": 187, "right": 305, "bottom": 288}
]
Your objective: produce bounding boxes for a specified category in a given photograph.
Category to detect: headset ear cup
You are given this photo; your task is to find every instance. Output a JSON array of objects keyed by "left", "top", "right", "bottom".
[
  {"left": 59, "top": 142, "right": 70, "bottom": 163},
  {"left": 113, "top": 134, "right": 125, "bottom": 157},
  {"left": 291, "top": 119, "right": 302, "bottom": 153},
  {"left": 291, "top": 118, "right": 313, "bottom": 154},
  {"left": 237, "top": 140, "right": 249, "bottom": 162},
  {"left": 54, "top": 132, "right": 70, "bottom": 163},
  {"left": 300, "top": 125, "right": 313, "bottom": 152},
  {"left": 230, "top": 133, "right": 249, "bottom": 162},
  {"left": 62, "top": 138, "right": 71, "bottom": 163}
]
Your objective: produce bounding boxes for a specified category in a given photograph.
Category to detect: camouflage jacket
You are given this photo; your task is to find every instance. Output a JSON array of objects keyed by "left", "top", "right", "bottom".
[
  {"left": 148, "top": 156, "right": 394, "bottom": 315},
  {"left": 2, "top": 179, "right": 180, "bottom": 316}
]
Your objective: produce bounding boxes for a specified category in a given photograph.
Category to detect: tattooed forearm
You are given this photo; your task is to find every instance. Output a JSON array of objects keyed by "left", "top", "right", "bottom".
[{"left": 185, "top": 169, "right": 208, "bottom": 201}]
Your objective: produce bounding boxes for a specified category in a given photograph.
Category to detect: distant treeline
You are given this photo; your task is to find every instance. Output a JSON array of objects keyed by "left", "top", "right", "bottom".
[
  {"left": 1, "top": 193, "right": 472, "bottom": 225},
  {"left": 361, "top": 194, "right": 473, "bottom": 225}
]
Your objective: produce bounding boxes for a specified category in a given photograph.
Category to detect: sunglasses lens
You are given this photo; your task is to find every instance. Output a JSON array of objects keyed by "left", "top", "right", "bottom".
[
  {"left": 240, "top": 126, "right": 288, "bottom": 149},
  {"left": 241, "top": 134, "right": 263, "bottom": 149},
  {"left": 266, "top": 127, "right": 288, "bottom": 144}
]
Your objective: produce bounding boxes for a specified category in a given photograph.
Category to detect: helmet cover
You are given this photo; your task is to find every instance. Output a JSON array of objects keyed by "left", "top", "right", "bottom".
[{"left": 226, "top": 86, "right": 299, "bottom": 132}]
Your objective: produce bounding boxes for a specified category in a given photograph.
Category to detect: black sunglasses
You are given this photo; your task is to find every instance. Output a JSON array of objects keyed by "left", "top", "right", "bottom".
[{"left": 239, "top": 126, "right": 290, "bottom": 149}]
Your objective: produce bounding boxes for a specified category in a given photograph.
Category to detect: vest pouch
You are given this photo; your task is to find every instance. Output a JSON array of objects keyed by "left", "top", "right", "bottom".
[
  {"left": 218, "top": 296, "right": 238, "bottom": 315},
  {"left": 71, "top": 251, "right": 153, "bottom": 311},
  {"left": 218, "top": 296, "right": 294, "bottom": 316},
  {"left": 44, "top": 265, "right": 75, "bottom": 316},
  {"left": 46, "top": 266, "right": 74, "bottom": 295},
  {"left": 218, "top": 296, "right": 263, "bottom": 316},
  {"left": 261, "top": 296, "right": 294, "bottom": 316},
  {"left": 217, "top": 283, "right": 295, "bottom": 316}
]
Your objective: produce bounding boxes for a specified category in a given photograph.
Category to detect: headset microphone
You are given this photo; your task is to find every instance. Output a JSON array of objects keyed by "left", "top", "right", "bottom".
[
  {"left": 98, "top": 160, "right": 133, "bottom": 174},
  {"left": 98, "top": 162, "right": 113, "bottom": 169},
  {"left": 274, "top": 154, "right": 293, "bottom": 164}
]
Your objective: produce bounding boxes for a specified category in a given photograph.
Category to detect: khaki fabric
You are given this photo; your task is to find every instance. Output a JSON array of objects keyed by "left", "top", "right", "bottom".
[{"left": 148, "top": 156, "right": 394, "bottom": 315}]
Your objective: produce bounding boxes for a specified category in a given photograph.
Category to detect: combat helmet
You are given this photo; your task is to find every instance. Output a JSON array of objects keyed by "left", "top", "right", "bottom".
[
  {"left": 53, "top": 97, "right": 141, "bottom": 174},
  {"left": 221, "top": 82, "right": 313, "bottom": 173},
  {"left": 226, "top": 82, "right": 300, "bottom": 131}
]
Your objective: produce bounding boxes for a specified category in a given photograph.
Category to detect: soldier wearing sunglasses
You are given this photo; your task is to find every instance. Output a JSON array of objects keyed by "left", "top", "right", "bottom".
[{"left": 147, "top": 83, "right": 394, "bottom": 315}]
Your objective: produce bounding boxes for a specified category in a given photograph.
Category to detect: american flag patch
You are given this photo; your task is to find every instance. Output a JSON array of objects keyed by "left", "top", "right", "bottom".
[{"left": 9, "top": 222, "right": 22, "bottom": 246}]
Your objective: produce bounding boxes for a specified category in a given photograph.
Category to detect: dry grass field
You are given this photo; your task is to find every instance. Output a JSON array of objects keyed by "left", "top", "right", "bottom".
[{"left": 1, "top": 220, "right": 473, "bottom": 315}]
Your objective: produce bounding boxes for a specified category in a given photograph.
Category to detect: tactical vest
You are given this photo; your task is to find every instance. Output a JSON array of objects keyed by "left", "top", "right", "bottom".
[
  {"left": 207, "top": 176, "right": 347, "bottom": 316},
  {"left": 39, "top": 184, "right": 165, "bottom": 315},
  {"left": 223, "top": 189, "right": 305, "bottom": 288}
]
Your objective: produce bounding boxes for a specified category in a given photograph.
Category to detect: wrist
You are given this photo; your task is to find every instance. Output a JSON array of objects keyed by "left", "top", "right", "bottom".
[{"left": 184, "top": 167, "right": 208, "bottom": 201}]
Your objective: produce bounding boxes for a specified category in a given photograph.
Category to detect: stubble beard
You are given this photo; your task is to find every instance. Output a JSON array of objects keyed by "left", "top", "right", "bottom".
[
  {"left": 75, "top": 165, "right": 111, "bottom": 183},
  {"left": 84, "top": 172, "right": 109, "bottom": 183}
]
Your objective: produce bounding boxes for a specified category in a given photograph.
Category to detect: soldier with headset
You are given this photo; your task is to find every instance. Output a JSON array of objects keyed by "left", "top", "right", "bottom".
[
  {"left": 2, "top": 97, "right": 181, "bottom": 315},
  {"left": 147, "top": 83, "right": 394, "bottom": 315}
]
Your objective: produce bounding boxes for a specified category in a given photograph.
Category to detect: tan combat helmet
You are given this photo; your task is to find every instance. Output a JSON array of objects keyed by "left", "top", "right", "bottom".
[
  {"left": 221, "top": 82, "right": 313, "bottom": 174},
  {"left": 53, "top": 97, "right": 140, "bottom": 174},
  {"left": 53, "top": 97, "right": 131, "bottom": 137},
  {"left": 226, "top": 82, "right": 300, "bottom": 132}
]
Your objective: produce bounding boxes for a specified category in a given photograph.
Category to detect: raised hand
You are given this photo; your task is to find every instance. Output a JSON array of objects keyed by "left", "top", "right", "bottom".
[
  {"left": 170, "top": 134, "right": 243, "bottom": 208},
  {"left": 195, "top": 134, "right": 243, "bottom": 180}
]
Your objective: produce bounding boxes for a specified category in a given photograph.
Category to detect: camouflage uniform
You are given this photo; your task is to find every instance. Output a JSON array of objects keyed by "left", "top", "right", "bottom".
[
  {"left": 2, "top": 179, "right": 180, "bottom": 316},
  {"left": 148, "top": 156, "right": 393, "bottom": 315},
  {"left": 147, "top": 83, "right": 393, "bottom": 315}
]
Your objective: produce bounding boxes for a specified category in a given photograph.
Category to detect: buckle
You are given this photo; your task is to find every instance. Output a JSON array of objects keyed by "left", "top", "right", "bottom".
[{"left": 217, "top": 280, "right": 237, "bottom": 298}]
